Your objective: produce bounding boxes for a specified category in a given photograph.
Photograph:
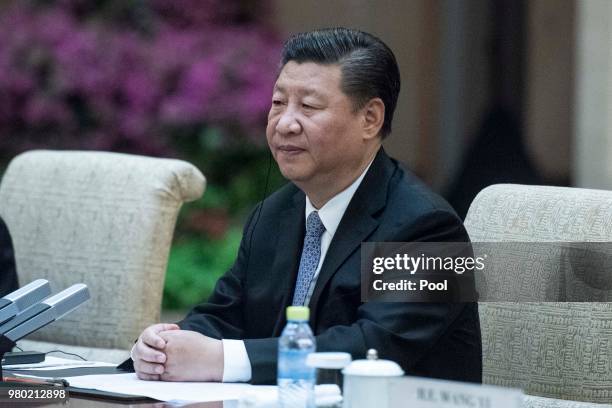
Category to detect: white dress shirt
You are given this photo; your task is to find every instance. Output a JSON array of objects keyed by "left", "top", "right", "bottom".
[{"left": 222, "top": 161, "right": 373, "bottom": 382}]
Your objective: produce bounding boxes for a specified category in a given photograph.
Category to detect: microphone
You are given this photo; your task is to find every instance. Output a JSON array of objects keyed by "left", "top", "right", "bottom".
[
  {"left": 0, "top": 284, "right": 90, "bottom": 342},
  {"left": 0, "top": 280, "right": 51, "bottom": 325}
]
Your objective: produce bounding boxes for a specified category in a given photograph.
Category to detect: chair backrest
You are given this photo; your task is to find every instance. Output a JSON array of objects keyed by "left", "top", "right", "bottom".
[
  {"left": 465, "top": 184, "right": 612, "bottom": 403},
  {"left": 0, "top": 150, "right": 205, "bottom": 350}
]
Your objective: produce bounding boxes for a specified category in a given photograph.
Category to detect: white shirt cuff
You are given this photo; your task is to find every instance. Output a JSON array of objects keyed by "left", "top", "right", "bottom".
[{"left": 221, "top": 339, "right": 252, "bottom": 382}]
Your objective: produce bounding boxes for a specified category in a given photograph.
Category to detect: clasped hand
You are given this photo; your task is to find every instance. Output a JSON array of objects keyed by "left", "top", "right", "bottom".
[{"left": 131, "top": 323, "right": 224, "bottom": 381}]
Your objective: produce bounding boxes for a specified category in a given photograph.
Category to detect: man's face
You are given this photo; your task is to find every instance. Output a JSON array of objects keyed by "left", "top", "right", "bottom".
[{"left": 266, "top": 61, "right": 369, "bottom": 191}]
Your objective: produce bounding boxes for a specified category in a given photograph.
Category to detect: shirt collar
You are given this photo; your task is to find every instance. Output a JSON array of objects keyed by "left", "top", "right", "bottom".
[{"left": 305, "top": 160, "right": 374, "bottom": 238}]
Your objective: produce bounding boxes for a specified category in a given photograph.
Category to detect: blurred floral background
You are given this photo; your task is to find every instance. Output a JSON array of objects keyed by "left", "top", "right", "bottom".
[{"left": 0, "top": 0, "right": 285, "bottom": 311}]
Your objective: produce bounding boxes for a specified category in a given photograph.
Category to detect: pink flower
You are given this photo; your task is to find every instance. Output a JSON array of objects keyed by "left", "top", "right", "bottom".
[{"left": 0, "top": 1, "right": 280, "bottom": 155}]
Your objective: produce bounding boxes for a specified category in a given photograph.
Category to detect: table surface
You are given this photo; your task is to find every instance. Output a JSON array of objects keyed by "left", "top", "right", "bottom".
[
  {"left": 0, "top": 381, "right": 227, "bottom": 407},
  {"left": 31, "top": 396, "right": 225, "bottom": 407}
]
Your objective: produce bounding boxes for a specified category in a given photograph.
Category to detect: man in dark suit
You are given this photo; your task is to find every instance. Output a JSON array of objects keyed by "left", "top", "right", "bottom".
[{"left": 130, "top": 27, "right": 482, "bottom": 384}]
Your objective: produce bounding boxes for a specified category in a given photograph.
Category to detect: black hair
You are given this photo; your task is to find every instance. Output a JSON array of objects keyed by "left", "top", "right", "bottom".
[{"left": 280, "top": 27, "right": 401, "bottom": 138}]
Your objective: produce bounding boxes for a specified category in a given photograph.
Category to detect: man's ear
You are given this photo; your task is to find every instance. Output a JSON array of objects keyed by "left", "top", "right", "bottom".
[{"left": 362, "top": 98, "right": 385, "bottom": 140}]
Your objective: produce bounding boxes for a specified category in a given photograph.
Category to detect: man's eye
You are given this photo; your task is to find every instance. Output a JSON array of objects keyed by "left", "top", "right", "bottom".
[
  {"left": 302, "top": 103, "right": 315, "bottom": 109},
  {"left": 272, "top": 100, "right": 284, "bottom": 106}
]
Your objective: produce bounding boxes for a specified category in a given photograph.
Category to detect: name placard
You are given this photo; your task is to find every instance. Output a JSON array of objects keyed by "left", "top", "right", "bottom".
[{"left": 388, "top": 376, "right": 523, "bottom": 408}]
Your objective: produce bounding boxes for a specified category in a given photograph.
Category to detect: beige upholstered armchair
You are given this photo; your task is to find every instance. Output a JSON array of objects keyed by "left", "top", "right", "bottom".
[
  {"left": 0, "top": 150, "right": 205, "bottom": 363},
  {"left": 465, "top": 184, "right": 612, "bottom": 407}
]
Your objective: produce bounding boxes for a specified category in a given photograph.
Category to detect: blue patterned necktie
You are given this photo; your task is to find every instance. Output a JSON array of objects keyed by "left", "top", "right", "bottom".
[{"left": 292, "top": 211, "right": 326, "bottom": 306}]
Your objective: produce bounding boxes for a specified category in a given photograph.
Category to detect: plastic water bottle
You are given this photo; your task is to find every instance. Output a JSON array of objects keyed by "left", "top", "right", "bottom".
[{"left": 278, "top": 306, "right": 316, "bottom": 408}]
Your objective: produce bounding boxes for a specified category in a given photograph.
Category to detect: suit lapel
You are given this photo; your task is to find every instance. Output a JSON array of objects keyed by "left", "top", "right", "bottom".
[
  {"left": 308, "top": 149, "right": 396, "bottom": 317},
  {"left": 270, "top": 190, "right": 305, "bottom": 336}
]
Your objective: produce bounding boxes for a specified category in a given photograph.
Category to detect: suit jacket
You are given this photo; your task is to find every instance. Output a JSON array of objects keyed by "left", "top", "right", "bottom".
[
  {"left": 0, "top": 216, "right": 18, "bottom": 297},
  {"left": 178, "top": 149, "right": 482, "bottom": 384}
]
